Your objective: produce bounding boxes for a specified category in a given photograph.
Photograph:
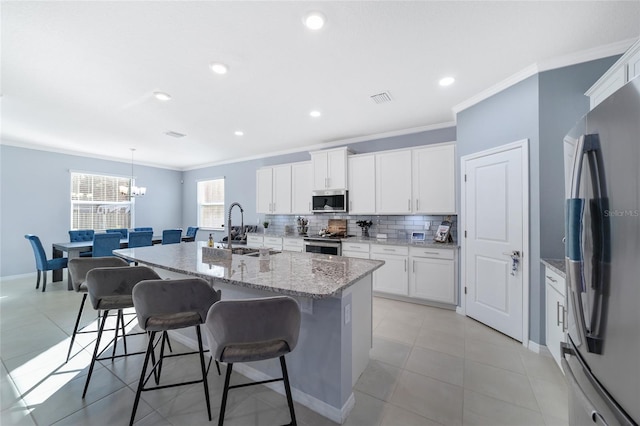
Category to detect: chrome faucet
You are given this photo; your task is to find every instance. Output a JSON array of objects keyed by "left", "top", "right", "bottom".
[{"left": 227, "top": 202, "right": 244, "bottom": 252}]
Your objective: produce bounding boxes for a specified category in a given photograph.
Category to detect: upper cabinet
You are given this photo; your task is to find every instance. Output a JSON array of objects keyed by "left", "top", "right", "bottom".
[
  {"left": 348, "top": 154, "right": 376, "bottom": 214},
  {"left": 311, "top": 147, "right": 349, "bottom": 190},
  {"left": 256, "top": 165, "right": 292, "bottom": 214},
  {"left": 412, "top": 144, "right": 456, "bottom": 214},
  {"left": 586, "top": 38, "right": 640, "bottom": 109},
  {"left": 375, "top": 149, "right": 413, "bottom": 214},
  {"left": 291, "top": 162, "right": 313, "bottom": 214}
]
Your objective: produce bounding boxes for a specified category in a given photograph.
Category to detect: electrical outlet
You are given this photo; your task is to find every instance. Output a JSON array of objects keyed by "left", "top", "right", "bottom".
[
  {"left": 344, "top": 303, "right": 351, "bottom": 324},
  {"left": 424, "top": 221, "right": 431, "bottom": 230}
]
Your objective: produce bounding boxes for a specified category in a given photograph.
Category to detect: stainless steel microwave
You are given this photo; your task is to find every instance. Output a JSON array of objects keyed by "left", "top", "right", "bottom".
[{"left": 311, "top": 189, "right": 348, "bottom": 213}]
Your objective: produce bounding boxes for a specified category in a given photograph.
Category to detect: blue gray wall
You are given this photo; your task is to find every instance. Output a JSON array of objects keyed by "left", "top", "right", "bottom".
[{"left": 0, "top": 145, "right": 182, "bottom": 277}]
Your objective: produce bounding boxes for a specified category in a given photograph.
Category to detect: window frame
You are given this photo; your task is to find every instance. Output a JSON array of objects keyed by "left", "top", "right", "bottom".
[
  {"left": 197, "top": 177, "right": 225, "bottom": 230},
  {"left": 69, "top": 170, "right": 135, "bottom": 231}
]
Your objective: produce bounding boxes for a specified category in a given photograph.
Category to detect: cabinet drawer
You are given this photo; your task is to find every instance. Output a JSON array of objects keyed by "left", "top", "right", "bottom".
[
  {"left": 282, "top": 238, "right": 304, "bottom": 252},
  {"left": 370, "top": 244, "right": 408, "bottom": 256},
  {"left": 247, "top": 235, "right": 264, "bottom": 248},
  {"left": 341, "top": 242, "right": 369, "bottom": 253},
  {"left": 409, "top": 246, "right": 453, "bottom": 260},
  {"left": 544, "top": 267, "right": 565, "bottom": 296},
  {"left": 264, "top": 237, "right": 283, "bottom": 246}
]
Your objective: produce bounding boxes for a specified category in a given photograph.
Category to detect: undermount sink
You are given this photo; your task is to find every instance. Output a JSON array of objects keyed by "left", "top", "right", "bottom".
[
  {"left": 230, "top": 247, "right": 259, "bottom": 255},
  {"left": 244, "top": 250, "right": 281, "bottom": 257}
]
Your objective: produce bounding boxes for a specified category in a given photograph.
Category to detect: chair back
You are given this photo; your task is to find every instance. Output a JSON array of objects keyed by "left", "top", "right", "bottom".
[
  {"left": 186, "top": 227, "right": 199, "bottom": 238},
  {"left": 162, "top": 229, "right": 182, "bottom": 245},
  {"left": 85, "top": 266, "right": 160, "bottom": 310},
  {"left": 24, "top": 234, "right": 48, "bottom": 270},
  {"left": 69, "top": 229, "right": 95, "bottom": 242},
  {"left": 106, "top": 228, "right": 128, "bottom": 239},
  {"left": 68, "top": 257, "right": 129, "bottom": 292},
  {"left": 205, "top": 296, "right": 301, "bottom": 362},
  {"left": 133, "top": 278, "right": 221, "bottom": 332},
  {"left": 128, "top": 231, "right": 153, "bottom": 248},
  {"left": 92, "top": 233, "right": 122, "bottom": 257},
  {"left": 134, "top": 227, "right": 153, "bottom": 232}
]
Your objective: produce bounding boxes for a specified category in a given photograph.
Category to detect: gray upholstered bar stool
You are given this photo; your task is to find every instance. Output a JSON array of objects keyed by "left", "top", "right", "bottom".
[
  {"left": 66, "top": 257, "right": 129, "bottom": 362},
  {"left": 129, "top": 278, "right": 222, "bottom": 426},
  {"left": 205, "top": 296, "right": 301, "bottom": 426},
  {"left": 83, "top": 265, "right": 161, "bottom": 398}
]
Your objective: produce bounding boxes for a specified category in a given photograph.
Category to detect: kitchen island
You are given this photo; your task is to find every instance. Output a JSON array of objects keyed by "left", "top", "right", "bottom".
[{"left": 114, "top": 242, "right": 384, "bottom": 423}]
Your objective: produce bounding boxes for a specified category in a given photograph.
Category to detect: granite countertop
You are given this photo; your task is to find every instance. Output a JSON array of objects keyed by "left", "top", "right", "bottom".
[
  {"left": 114, "top": 242, "right": 384, "bottom": 299},
  {"left": 541, "top": 258, "right": 566, "bottom": 278}
]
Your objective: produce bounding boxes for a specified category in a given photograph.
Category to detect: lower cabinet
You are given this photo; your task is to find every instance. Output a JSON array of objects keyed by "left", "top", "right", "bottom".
[
  {"left": 545, "top": 266, "right": 566, "bottom": 370},
  {"left": 370, "top": 245, "right": 409, "bottom": 295},
  {"left": 283, "top": 237, "right": 304, "bottom": 252},
  {"left": 263, "top": 236, "right": 283, "bottom": 251},
  {"left": 341, "top": 242, "right": 370, "bottom": 259},
  {"left": 247, "top": 235, "right": 263, "bottom": 248},
  {"left": 409, "top": 247, "right": 455, "bottom": 304}
]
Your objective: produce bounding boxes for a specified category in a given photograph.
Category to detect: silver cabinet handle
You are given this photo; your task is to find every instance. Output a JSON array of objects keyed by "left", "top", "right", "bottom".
[
  {"left": 408, "top": 199, "right": 411, "bottom": 211},
  {"left": 557, "top": 301, "right": 562, "bottom": 327},
  {"left": 309, "top": 201, "right": 311, "bottom": 211},
  {"left": 383, "top": 248, "right": 396, "bottom": 252},
  {"left": 404, "top": 259, "right": 407, "bottom": 272},
  {"left": 412, "top": 259, "right": 415, "bottom": 273},
  {"left": 546, "top": 275, "right": 557, "bottom": 283},
  {"left": 350, "top": 201, "right": 353, "bottom": 211},
  {"left": 557, "top": 301, "right": 567, "bottom": 330},
  {"left": 416, "top": 199, "right": 419, "bottom": 211}
]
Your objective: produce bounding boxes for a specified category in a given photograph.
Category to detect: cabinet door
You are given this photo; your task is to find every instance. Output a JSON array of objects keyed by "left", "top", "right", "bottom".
[
  {"left": 256, "top": 168, "right": 273, "bottom": 214},
  {"left": 311, "top": 151, "right": 329, "bottom": 190},
  {"left": 291, "top": 162, "right": 313, "bottom": 214},
  {"left": 412, "top": 145, "right": 455, "bottom": 214},
  {"left": 546, "top": 282, "right": 566, "bottom": 369},
  {"left": 327, "top": 149, "right": 347, "bottom": 189},
  {"left": 375, "top": 150, "right": 412, "bottom": 214},
  {"left": 272, "top": 165, "right": 292, "bottom": 214},
  {"left": 410, "top": 257, "right": 455, "bottom": 304},
  {"left": 370, "top": 253, "right": 408, "bottom": 295},
  {"left": 348, "top": 155, "right": 376, "bottom": 214},
  {"left": 342, "top": 250, "right": 369, "bottom": 259}
]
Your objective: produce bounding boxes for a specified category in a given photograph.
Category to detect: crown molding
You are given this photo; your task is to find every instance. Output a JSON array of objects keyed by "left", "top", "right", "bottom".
[{"left": 453, "top": 37, "right": 638, "bottom": 114}]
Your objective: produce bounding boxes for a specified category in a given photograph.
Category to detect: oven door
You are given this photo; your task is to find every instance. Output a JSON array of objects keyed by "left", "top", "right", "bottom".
[{"left": 304, "top": 240, "right": 341, "bottom": 256}]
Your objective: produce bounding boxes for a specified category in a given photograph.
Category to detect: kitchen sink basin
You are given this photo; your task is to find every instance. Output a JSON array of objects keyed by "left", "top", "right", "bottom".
[
  {"left": 244, "top": 250, "right": 281, "bottom": 257},
  {"left": 230, "top": 247, "right": 259, "bottom": 255}
]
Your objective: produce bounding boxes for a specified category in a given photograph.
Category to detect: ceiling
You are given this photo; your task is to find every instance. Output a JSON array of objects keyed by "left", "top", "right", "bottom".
[{"left": 2, "top": 1, "right": 639, "bottom": 170}]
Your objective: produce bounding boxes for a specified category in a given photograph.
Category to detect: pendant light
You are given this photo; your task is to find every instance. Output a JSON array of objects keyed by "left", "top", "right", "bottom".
[{"left": 119, "top": 148, "right": 147, "bottom": 198}]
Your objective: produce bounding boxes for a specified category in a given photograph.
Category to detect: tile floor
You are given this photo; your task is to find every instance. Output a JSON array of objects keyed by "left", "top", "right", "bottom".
[{"left": 0, "top": 273, "right": 568, "bottom": 425}]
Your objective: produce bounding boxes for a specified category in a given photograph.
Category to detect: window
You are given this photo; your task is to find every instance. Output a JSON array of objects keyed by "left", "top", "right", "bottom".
[
  {"left": 198, "top": 178, "right": 225, "bottom": 229},
  {"left": 71, "top": 172, "right": 133, "bottom": 231}
]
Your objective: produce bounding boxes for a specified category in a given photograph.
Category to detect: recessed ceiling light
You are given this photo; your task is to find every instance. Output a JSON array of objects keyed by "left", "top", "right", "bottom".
[
  {"left": 309, "top": 110, "right": 322, "bottom": 118},
  {"left": 439, "top": 77, "right": 455, "bottom": 87},
  {"left": 153, "top": 91, "right": 172, "bottom": 101},
  {"left": 210, "top": 63, "right": 228, "bottom": 75},
  {"left": 304, "top": 12, "right": 326, "bottom": 30},
  {"left": 234, "top": 130, "right": 244, "bottom": 136}
]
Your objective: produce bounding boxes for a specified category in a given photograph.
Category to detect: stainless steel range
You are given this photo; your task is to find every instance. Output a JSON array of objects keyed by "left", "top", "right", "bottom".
[{"left": 303, "top": 219, "right": 348, "bottom": 256}]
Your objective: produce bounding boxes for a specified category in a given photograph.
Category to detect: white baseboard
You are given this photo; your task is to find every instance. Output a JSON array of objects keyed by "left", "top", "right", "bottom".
[
  {"left": 455, "top": 306, "right": 465, "bottom": 316},
  {"left": 167, "top": 330, "right": 355, "bottom": 424}
]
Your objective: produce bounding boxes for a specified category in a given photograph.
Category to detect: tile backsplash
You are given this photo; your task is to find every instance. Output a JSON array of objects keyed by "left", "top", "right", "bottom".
[{"left": 260, "top": 214, "right": 457, "bottom": 242}]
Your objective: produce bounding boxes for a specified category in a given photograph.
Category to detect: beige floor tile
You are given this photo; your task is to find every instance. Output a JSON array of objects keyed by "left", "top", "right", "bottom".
[
  {"left": 405, "top": 346, "right": 464, "bottom": 386},
  {"left": 369, "top": 337, "right": 411, "bottom": 368},
  {"left": 342, "top": 390, "right": 385, "bottom": 426},
  {"left": 0, "top": 400, "right": 36, "bottom": 426},
  {"left": 380, "top": 403, "right": 443, "bottom": 426},
  {"left": 520, "top": 350, "right": 567, "bottom": 385},
  {"left": 463, "top": 389, "right": 546, "bottom": 425},
  {"left": 391, "top": 370, "right": 463, "bottom": 426},
  {"left": 529, "top": 376, "right": 569, "bottom": 421},
  {"left": 464, "top": 338, "right": 527, "bottom": 375},
  {"left": 463, "top": 359, "right": 539, "bottom": 411},
  {"left": 373, "top": 318, "right": 420, "bottom": 345},
  {"left": 414, "top": 326, "right": 465, "bottom": 357},
  {"left": 354, "top": 359, "right": 401, "bottom": 401}
]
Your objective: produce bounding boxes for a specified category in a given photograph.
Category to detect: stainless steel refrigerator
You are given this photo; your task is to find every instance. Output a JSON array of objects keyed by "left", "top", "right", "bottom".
[{"left": 564, "top": 76, "right": 640, "bottom": 425}]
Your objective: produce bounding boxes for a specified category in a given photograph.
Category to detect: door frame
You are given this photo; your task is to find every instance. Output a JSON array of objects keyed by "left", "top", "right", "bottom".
[{"left": 459, "top": 139, "right": 530, "bottom": 347}]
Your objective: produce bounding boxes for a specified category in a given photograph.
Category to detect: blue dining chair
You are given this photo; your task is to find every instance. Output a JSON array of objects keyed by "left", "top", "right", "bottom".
[
  {"left": 162, "top": 229, "right": 182, "bottom": 245},
  {"left": 25, "top": 234, "right": 69, "bottom": 292},
  {"left": 184, "top": 226, "right": 199, "bottom": 242},
  {"left": 106, "top": 228, "right": 128, "bottom": 239},
  {"left": 128, "top": 231, "right": 153, "bottom": 248},
  {"left": 134, "top": 227, "right": 153, "bottom": 232},
  {"left": 69, "top": 229, "right": 95, "bottom": 257},
  {"left": 92, "top": 233, "right": 122, "bottom": 257}
]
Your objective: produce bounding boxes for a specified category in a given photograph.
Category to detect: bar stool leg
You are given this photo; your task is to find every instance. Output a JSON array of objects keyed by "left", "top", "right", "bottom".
[
  {"left": 82, "top": 309, "right": 109, "bottom": 398},
  {"left": 196, "top": 325, "right": 212, "bottom": 421},
  {"left": 218, "top": 363, "right": 234, "bottom": 426},
  {"left": 66, "top": 293, "right": 88, "bottom": 363},
  {"left": 280, "top": 356, "right": 297, "bottom": 426},
  {"left": 129, "top": 331, "right": 157, "bottom": 426}
]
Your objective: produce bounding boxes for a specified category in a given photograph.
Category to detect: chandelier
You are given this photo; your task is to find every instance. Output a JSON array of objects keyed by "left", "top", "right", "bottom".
[{"left": 119, "top": 148, "right": 147, "bottom": 198}]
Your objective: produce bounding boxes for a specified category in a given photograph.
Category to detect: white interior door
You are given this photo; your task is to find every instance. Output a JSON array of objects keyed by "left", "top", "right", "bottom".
[{"left": 462, "top": 140, "right": 528, "bottom": 342}]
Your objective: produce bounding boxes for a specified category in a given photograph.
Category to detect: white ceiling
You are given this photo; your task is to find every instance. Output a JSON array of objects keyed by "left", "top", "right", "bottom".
[{"left": 2, "top": 1, "right": 639, "bottom": 170}]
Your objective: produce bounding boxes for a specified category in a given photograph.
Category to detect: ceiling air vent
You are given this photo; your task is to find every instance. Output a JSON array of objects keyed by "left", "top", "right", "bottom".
[
  {"left": 370, "top": 91, "right": 393, "bottom": 104},
  {"left": 165, "top": 131, "right": 186, "bottom": 138}
]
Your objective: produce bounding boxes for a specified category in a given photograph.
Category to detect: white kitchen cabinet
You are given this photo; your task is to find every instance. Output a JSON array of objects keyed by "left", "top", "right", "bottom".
[
  {"left": 247, "top": 235, "right": 263, "bottom": 248},
  {"left": 256, "top": 165, "right": 292, "bottom": 214},
  {"left": 348, "top": 155, "right": 376, "bottom": 214},
  {"left": 311, "top": 147, "right": 349, "bottom": 190},
  {"left": 263, "top": 236, "right": 283, "bottom": 251},
  {"left": 545, "top": 266, "right": 566, "bottom": 370},
  {"left": 412, "top": 144, "right": 456, "bottom": 214},
  {"left": 375, "top": 150, "right": 412, "bottom": 214},
  {"left": 409, "top": 247, "right": 455, "bottom": 304},
  {"left": 586, "top": 38, "right": 640, "bottom": 109},
  {"left": 291, "top": 162, "right": 313, "bottom": 214},
  {"left": 283, "top": 237, "right": 304, "bottom": 252},
  {"left": 342, "top": 242, "right": 370, "bottom": 259},
  {"left": 370, "top": 244, "right": 409, "bottom": 295}
]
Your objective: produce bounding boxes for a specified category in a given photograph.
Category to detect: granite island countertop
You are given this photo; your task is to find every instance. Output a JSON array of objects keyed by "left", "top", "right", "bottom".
[{"left": 114, "top": 242, "right": 384, "bottom": 299}]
